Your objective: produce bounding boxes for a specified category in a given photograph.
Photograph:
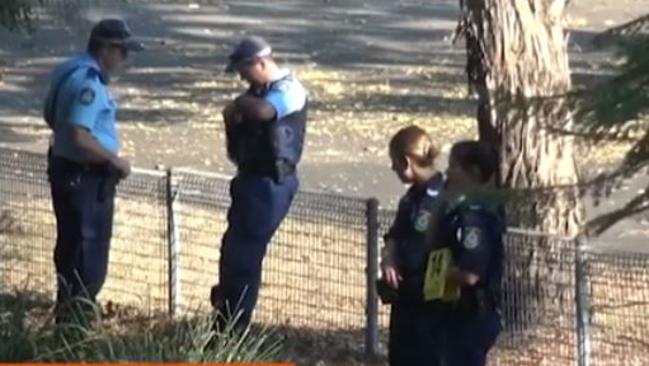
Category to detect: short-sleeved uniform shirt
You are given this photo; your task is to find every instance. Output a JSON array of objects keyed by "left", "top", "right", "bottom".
[
  {"left": 44, "top": 53, "right": 119, "bottom": 161},
  {"left": 384, "top": 173, "right": 445, "bottom": 285},
  {"left": 437, "top": 196, "right": 505, "bottom": 313},
  {"left": 261, "top": 69, "right": 307, "bottom": 121}
]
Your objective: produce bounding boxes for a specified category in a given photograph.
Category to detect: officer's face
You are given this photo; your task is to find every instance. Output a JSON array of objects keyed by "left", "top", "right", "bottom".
[
  {"left": 237, "top": 59, "right": 266, "bottom": 86},
  {"left": 102, "top": 44, "right": 128, "bottom": 75},
  {"left": 446, "top": 156, "right": 476, "bottom": 191},
  {"left": 391, "top": 154, "right": 413, "bottom": 184}
]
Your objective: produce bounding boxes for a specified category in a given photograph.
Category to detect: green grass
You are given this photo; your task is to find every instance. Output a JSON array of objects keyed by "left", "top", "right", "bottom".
[{"left": 0, "top": 291, "right": 283, "bottom": 363}]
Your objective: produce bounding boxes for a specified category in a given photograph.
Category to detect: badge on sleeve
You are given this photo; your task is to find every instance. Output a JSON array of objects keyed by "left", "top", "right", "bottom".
[
  {"left": 79, "top": 88, "right": 95, "bottom": 105},
  {"left": 414, "top": 210, "right": 431, "bottom": 232},
  {"left": 280, "top": 125, "right": 294, "bottom": 143},
  {"left": 463, "top": 227, "right": 481, "bottom": 250}
]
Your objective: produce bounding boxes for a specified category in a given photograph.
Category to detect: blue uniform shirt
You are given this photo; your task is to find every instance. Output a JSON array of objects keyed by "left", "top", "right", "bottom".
[
  {"left": 385, "top": 173, "right": 445, "bottom": 278},
  {"left": 44, "top": 53, "right": 119, "bottom": 161},
  {"left": 438, "top": 196, "right": 505, "bottom": 310},
  {"left": 263, "top": 70, "right": 307, "bottom": 121}
]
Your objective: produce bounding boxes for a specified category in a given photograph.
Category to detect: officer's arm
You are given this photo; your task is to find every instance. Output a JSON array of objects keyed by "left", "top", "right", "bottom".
[
  {"left": 71, "top": 127, "right": 120, "bottom": 165},
  {"left": 383, "top": 198, "right": 410, "bottom": 244},
  {"left": 447, "top": 268, "right": 481, "bottom": 287},
  {"left": 234, "top": 95, "right": 277, "bottom": 122},
  {"left": 264, "top": 80, "right": 307, "bottom": 121},
  {"left": 447, "top": 212, "right": 491, "bottom": 288},
  {"left": 66, "top": 82, "right": 120, "bottom": 165},
  {"left": 222, "top": 101, "right": 242, "bottom": 126}
]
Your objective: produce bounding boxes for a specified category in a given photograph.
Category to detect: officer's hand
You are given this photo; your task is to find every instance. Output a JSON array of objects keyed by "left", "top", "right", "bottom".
[
  {"left": 381, "top": 255, "right": 402, "bottom": 290},
  {"left": 110, "top": 156, "right": 131, "bottom": 179}
]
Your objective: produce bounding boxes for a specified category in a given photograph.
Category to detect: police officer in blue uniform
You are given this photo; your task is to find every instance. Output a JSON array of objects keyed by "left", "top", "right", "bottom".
[
  {"left": 437, "top": 141, "right": 504, "bottom": 366},
  {"left": 43, "top": 19, "right": 142, "bottom": 323},
  {"left": 379, "top": 126, "right": 446, "bottom": 366},
  {"left": 211, "top": 36, "right": 308, "bottom": 331}
]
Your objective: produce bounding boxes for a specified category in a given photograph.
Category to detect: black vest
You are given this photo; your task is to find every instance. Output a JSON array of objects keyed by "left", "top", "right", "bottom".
[{"left": 226, "top": 76, "right": 308, "bottom": 182}]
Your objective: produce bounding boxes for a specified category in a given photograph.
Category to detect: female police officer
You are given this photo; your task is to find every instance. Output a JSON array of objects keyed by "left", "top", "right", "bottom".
[
  {"left": 211, "top": 36, "right": 308, "bottom": 331},
  {"left": 380, "top": 126, "right": 446, "bottom": 366},
  {"left": 434, "top": 140, "right": 504, "bottom": 366}
]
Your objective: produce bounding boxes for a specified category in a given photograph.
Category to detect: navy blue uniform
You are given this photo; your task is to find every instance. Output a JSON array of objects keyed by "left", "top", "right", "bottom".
[
  {"left": 384, "top": 173, "right": 446, "bottom": 366},
  {"left": 437, "top": 197, "right": 505, "bottom": 366},
  {"left": 213, "top": 71, "right": 308, "bottom": 330},
  {"left": 43, "top": 53, "right": 120, "bottom": 320}
]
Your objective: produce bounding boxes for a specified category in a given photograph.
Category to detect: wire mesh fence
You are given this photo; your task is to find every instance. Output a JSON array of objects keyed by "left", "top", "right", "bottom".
[
  {"left": 586, "top": 248, "right": 649, "bottom": 366},
  {"left": 1, "top": 146, "right": 649, "bottom": 365},
  {"left": 0, "top": 148, "right": 168, "bottom": 314},
  {"left": 172, "top": 168, "right": 370, "bottom": 333},
  {"left": 492, "top": 230, "right": 578, "bottom": 365},
  {"left": 378, "top": 206, "right": 649, "bottom": 365}
]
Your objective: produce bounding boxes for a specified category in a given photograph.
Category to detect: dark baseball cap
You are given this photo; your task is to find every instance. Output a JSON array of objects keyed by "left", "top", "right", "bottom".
[
  {"left": 225, "top": 36, "right": 272, "bottom": 72},
  {"left": 90, "top": 18, "right": 144, "bottom": 51}
]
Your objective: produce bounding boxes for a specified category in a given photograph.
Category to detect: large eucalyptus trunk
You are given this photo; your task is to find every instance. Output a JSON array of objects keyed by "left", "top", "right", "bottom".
[
  {"left": 461, "top": 0, "right": 583, "bottom": 234},
  {"left": 458, "top": 0, "right": 585, "bottom": 351}
]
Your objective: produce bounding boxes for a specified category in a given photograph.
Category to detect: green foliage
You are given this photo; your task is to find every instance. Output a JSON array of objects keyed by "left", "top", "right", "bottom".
[
  {"left": 0, "top": 0, "right": 99, "bottom": 32},
  {"left": 570, "top": 15, "right": 649, "bottom": 235},
  {"left": 0, "top": 0, "right": 39, "bottom": 32}
]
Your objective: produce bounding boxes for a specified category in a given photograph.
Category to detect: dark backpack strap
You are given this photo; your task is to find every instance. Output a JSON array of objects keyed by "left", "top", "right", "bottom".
[{"left": 44, "top": 66, "right": 85, "bottom": 130}]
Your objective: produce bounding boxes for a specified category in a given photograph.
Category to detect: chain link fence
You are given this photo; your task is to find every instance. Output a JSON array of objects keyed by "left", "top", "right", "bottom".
[
  {"left": 0, "top": 148, "right": 169, "bottom": 314},
  {"left": 1, "top": 146, "right": 649, "bottom": 364}
]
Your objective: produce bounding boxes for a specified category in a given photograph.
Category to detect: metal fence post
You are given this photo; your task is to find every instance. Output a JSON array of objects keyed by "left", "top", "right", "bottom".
[
  {"left": 575, "top": 237, "right": 592, "bottom": 366},
  {"left": 365, "top": 198, "right": 380, "bottom": 357},
  {"left": 166, "top": 168, "right": 181, "bottom": 317}
]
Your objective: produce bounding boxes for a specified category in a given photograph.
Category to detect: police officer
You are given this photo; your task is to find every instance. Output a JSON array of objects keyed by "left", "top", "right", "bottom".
[
  {"left": 211, "top": 36, "right": 308, "bottom": 331},
  {"left": 436, "top": 141, "right": 504, "bottom": 366},
  {"left": 380, "top": 126, "right": 446, "bottom": 366},
  {"left": 43, "top": 19, "right": 142, "bottom": 323}
]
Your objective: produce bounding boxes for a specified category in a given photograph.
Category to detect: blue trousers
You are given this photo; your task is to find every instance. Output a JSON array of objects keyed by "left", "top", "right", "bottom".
[
  {"left": 213, "top": 173, "right": 298, "bottom": 330},
  {"left": 444, "top": 312, "right": 501, "bottom": 366},
  {"left": 389, "top": 301, "right": 445, "bottom": 366},
  {"left": 48, "top": 157, "right": 116, "bottom": 322}
]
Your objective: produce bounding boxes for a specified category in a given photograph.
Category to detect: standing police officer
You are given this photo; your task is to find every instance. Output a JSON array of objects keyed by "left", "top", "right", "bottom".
[
  {"left": 211, "top": 36, "right": 308, "bottom": 331},
  {"left": 436, "top": 141, "right": 504, "bottom": 366},
  {"left": 43, "top": 19, "right": 142, "bottom": 323}
]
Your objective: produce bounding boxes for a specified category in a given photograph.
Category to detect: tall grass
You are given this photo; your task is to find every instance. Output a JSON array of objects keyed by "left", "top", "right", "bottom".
[{"left": 0, "top": 292, "right": 283, "bottom": 362}]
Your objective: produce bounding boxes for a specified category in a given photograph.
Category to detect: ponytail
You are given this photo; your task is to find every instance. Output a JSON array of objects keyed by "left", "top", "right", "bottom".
[{"left": 389, "top": 125, "right": 439, "bottom": 168}]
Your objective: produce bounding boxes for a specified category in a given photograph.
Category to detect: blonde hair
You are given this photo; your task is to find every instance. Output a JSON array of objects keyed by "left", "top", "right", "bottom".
[{"left": 389, "top": 125, "right": 439, "bottom": 167}]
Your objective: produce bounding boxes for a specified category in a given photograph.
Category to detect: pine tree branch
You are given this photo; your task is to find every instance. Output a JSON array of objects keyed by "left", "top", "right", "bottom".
[{"left": 587, "top": 186, "right": 649, "bottom": 236}]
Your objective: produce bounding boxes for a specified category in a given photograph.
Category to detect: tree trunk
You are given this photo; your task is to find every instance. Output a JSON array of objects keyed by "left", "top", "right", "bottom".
[
  {"left": 458, "top": 0, "right": 585, "bottom": 353},
  {"left": 461, "top": 0, "right": 583, "bottom": 235}
]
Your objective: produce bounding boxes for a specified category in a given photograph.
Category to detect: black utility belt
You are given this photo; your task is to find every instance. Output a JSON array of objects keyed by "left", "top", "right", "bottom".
[{"left": 49, "top": 155, "right": 111, "bottom": 176}]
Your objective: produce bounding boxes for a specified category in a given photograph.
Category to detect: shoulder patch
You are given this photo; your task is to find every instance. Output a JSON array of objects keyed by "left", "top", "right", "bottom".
[
  {"left": 278, "top": 124, "right": 294, "bottom": 142},
  {"left": 79, "top": 87, "right": 96, "bottom": 105},
  {"left": 463, "top": 227, "right": 481, "bottom": 250},
  {"left": 414, "top": 210, "right": 432, "bottom": 232},
  {"left": 275, "top": 80, "right": 291, "bottom": 90}
]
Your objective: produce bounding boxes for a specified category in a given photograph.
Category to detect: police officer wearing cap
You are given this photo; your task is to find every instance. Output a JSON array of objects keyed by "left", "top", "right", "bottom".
[
  {"left": 211, "top": 36, "right": 308, "bottom": 331},
  {"left": 43, "top": 19, "right": 143, "bottom": 323}
]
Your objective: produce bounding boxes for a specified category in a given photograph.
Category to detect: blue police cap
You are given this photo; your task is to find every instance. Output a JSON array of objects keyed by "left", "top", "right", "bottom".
[
  {"left": 90, "top": 18, "right": 144, "bottom": 51},
  {"left": 225, "top": 36, "right": 272, "bottom": 73}
]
